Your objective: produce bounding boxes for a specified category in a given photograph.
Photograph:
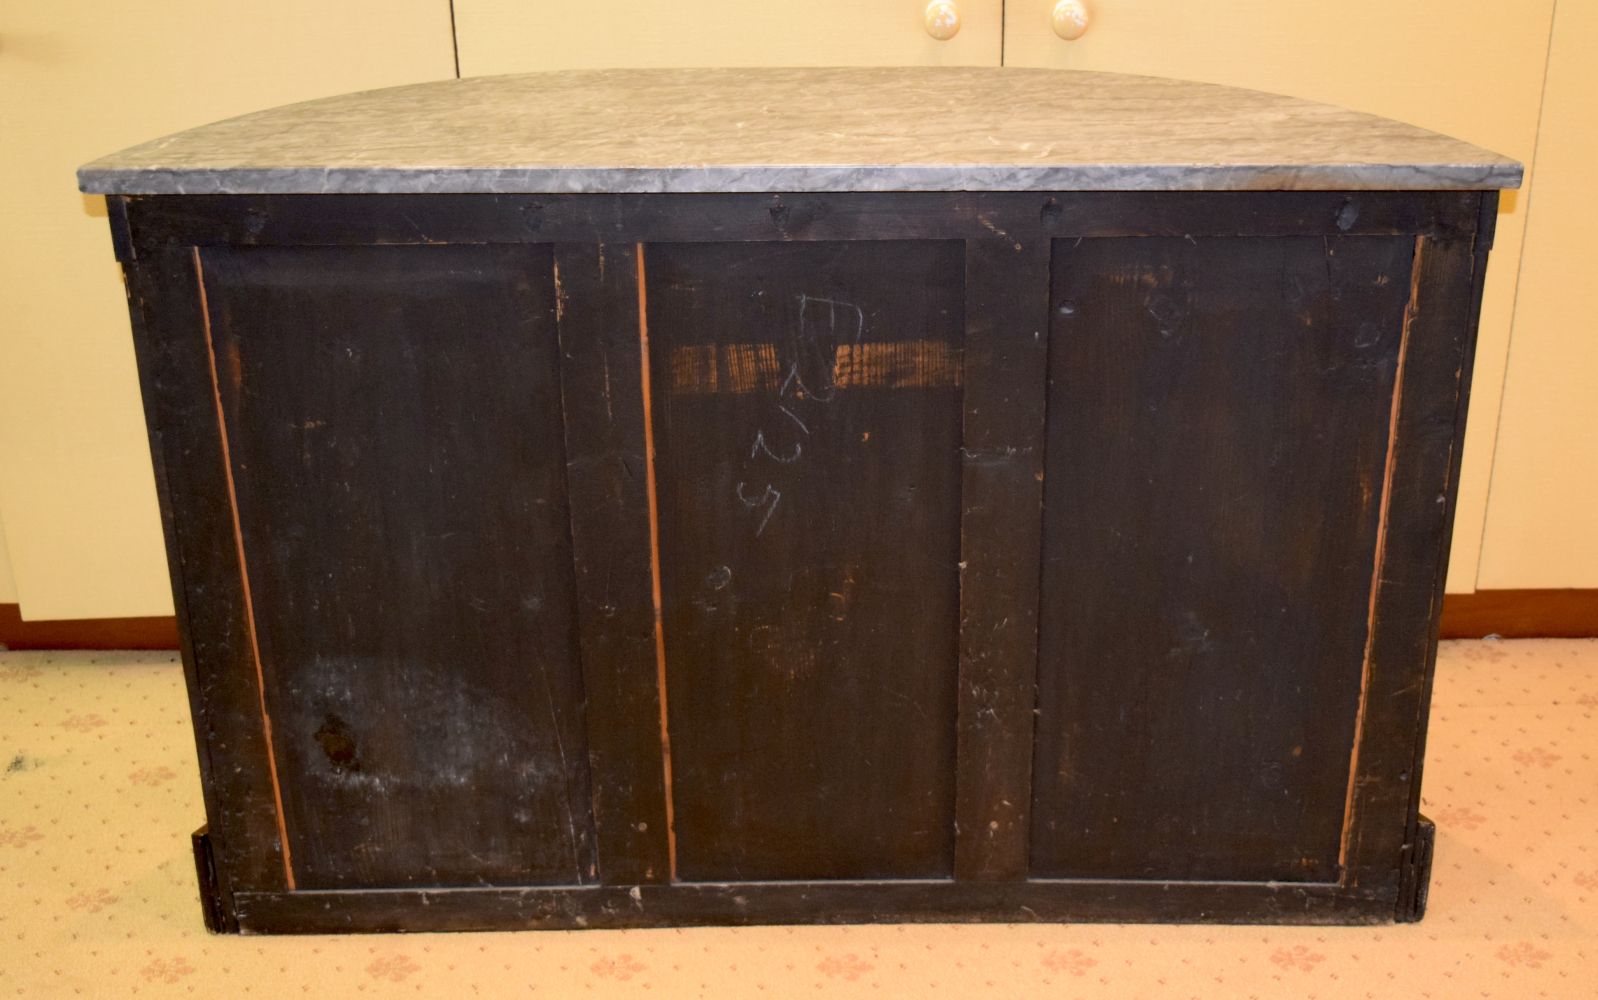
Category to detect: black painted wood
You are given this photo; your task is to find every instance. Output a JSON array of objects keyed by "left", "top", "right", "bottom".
[
  {"left": 191, "top": 826, "right": 234, "bottom": 933},
  {"left": 122, "top": 190, "right": 1484, "bottom": 253},
  {"left": 198, "top": 243, "right": 595, "bottom": 889},
  {"left": 953, "top": 238, "right": 1051, "bottom": 882},
  {"left": 1032, "top": 234, "right": 1416, "bottom": 882},
  {"left": 552, "top": 243, "right": 675, "bottom": 886},
  {"left": 1400, "top": 192, "right": 1497, "bottom": 876},
  {"left": 123, "top": 243, "right": 289, "bottom": 899},
  {"left": 646, "top": 240, "right": 965, "bottom": 881},
  {"left": 231, "top": 879, "right": 1393, "bottom": 934},
  {"left": 107, "top": 190, "right": 1495, "bottom": 931},
  {"left": 1342, "top": 230, "right": 1485, "bottom": 888}
]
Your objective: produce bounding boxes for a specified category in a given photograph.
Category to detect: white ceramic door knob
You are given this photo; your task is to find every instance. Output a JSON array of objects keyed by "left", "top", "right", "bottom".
[
  {"left": 1052, "top": 0, "right": 1090, "bottom": 40},
  {"left": 924, "top": 0, "right": 961, "bottom": 40}
]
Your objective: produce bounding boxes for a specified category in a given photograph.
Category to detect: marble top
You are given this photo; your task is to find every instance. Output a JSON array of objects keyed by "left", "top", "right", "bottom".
[{"left": 78, "top": 68, "right": 1521, "bottom": 195}]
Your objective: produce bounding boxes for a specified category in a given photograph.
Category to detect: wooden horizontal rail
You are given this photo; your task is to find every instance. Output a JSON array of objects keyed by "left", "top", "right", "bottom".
[
  {"left": 230, "top": 879, "right": 1394, "bottom": 933},
  {"left": 4, "top": 590, "right": 1594, "bottom": 651}
]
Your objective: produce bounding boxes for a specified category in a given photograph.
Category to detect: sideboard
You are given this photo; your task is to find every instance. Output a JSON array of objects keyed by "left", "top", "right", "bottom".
[{"left": 79, "top": 67, "right": 1521, "bottom": 933}]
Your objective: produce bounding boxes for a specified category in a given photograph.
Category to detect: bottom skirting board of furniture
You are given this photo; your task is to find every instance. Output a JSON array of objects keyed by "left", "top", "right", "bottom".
[
  {"left": 225, "top": 881, "right": 1406, "bottom": 934},
  {"left": 204, "top": 819, "right": 1436, "bottom": 934}
]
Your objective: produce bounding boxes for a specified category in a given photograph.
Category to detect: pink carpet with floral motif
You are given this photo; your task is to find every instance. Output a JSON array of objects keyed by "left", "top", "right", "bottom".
[{"left": 2, "top": 639, "right": 1594, "bottom": 997}]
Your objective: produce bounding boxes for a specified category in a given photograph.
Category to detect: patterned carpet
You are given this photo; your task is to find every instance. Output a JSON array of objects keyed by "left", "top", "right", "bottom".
[{"left": 1, "top": 640, "right": 1594, "bottom": 998}]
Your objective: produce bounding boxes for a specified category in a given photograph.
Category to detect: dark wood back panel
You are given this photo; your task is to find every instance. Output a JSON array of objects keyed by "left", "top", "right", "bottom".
[
  {"left": 124, "top": 246, "right": 292, "bottom": 898},
  {"left": 1032, "top": 235, "right": 1417, "bottom": 881},
  {"left": 645, "top": 241, "right": 965, "bottom": 880},
  {"left": 110, "top": 191, "right": 1495, "bottom": 929},
  {"left": 551, "top": 243, "right": 677, "bottom": 884},
  {"left": 199, "top": 243, "right": 595, "bottom": 889}
]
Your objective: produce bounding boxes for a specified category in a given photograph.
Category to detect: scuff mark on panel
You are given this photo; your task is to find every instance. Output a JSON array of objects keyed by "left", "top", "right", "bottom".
[{"left": 668, "top": 340, "right": 962, "bottom": 395}]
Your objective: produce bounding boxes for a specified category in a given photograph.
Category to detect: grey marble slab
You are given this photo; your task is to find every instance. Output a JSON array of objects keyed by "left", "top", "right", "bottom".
[{"left": 79, "top": 68, "right": 1521, "bottom": 195}]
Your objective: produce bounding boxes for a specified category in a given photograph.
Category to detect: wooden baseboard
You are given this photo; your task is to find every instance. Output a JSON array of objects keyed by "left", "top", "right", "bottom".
[
  {"left": 0, "top": 603, "right": 179, "bottom": 651},
  {"left": 2, "top": 589, "right": 1594, "bottom": 651},
  {"left": 1438, "top": 589, "right": 1598, "bottom": 639}
]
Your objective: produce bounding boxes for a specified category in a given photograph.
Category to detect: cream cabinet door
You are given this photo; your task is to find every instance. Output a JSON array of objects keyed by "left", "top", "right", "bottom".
[
  {"left": 0, "top": 1, "right": 456, "bottom": 619},
  {"left": 453, "top": 0, "right": 1003, "bottom": 74},
  {"left": 1477, "top": 0, "right": 1598, "bottom": 588},
  {"left": 1003, "top": 0, "right": 1556, "bottom": 593}
]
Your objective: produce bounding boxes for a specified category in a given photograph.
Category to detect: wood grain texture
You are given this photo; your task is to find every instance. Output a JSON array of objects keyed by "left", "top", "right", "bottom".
[
  {"left": 553, "top": 243, "right": 675, "bottom": 885},
  {"left": 193, "top": 245, "right": 296, "bottom": 888},
  {"left": 199, "top": 243, "right": 595, "bottom": 889},
  {"left": 646, "top": 241, "right": 965, "bottom": 881},
  {"left": 122, "top": 245, "right": 289, "bottom": 898},
  {"left": 1032, "top": 234, "right": 1416, "bottom": 882},
  {"left": 1342, "top": 230, "right": 1484, "bottom": 891},
  {"left": 1393, "top": 202, "right": 1495, "bottom": 913},
  {"left": 1439, "top": 589, "right": 1598, "bottom": 638},
  {"left": 953, "top": 239, "right": 1051, "bottom": 881}
]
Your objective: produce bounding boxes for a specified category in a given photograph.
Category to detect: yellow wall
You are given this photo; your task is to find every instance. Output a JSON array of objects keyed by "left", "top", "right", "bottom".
[
  {"left": 0, "top": 521, "right": 16, "bottom": 604},
  {"left": 0, "top": 0, "right": 457, "bottom": 620},
  {"left": 1, "top": 0, "right": 1585, "bottom": 619},
  {"left": 1478, "top": 0, "right": 1598, "bottom": 588},
  {"left": 999, "top": 0, "right": 1557, "bottom": 594}
]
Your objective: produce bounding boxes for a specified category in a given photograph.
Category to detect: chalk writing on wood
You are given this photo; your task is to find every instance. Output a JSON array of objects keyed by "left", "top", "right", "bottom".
[{"left": 735, "top": 293, "right": 879, "bottom": 538}]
